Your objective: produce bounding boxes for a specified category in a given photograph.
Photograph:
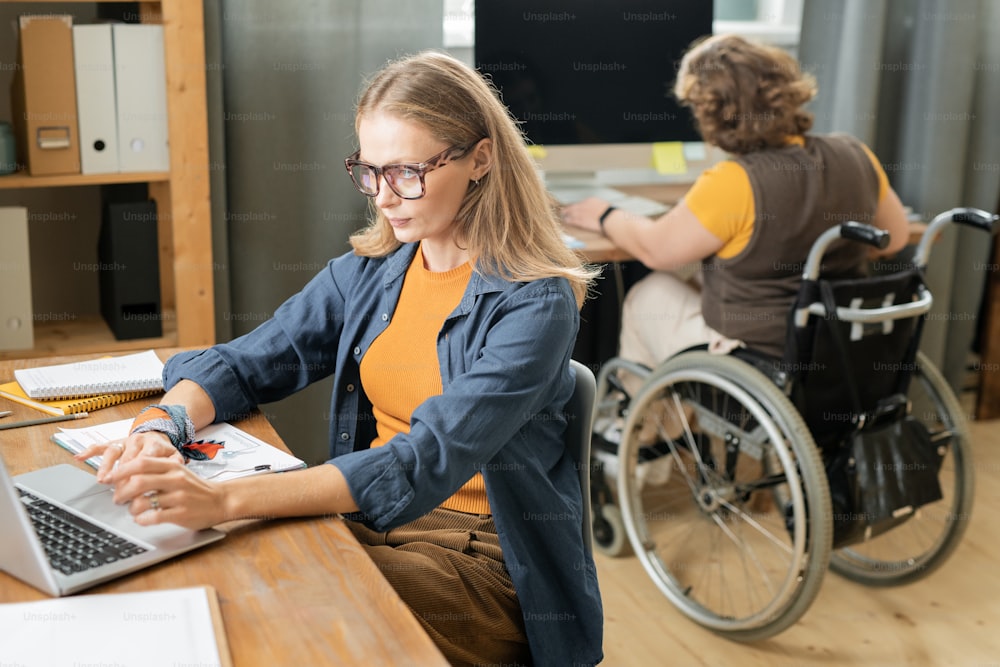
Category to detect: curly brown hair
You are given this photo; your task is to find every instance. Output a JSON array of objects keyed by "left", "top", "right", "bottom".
[{"left": 673, "top": 34, "right": 817, "bottom": 155}]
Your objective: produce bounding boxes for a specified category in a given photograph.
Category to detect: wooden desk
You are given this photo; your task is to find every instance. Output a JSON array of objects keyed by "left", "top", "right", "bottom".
[
  {"left": 567, "top": 225, "right": 634, "bottom": 264},
  {"left": 0, "top": 351, "right": 448, "bottom": 667}
]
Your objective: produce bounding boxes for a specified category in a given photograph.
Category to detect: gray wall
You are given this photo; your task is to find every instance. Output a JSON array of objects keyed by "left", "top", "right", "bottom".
[
  {"left": 212, "top": 1, "right": 444, "bottom": 464},
  {"left": 800, "top": 0, "right": 1000, "bottom": 393}
]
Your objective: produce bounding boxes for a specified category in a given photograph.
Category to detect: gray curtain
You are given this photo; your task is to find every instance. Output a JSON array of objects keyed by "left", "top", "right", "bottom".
[
  {"left": 799, "top": 0, "right": 1000, "bottom": 392},
  {"left": 204, "top": 0, "right": 444, "bottom": 463}
]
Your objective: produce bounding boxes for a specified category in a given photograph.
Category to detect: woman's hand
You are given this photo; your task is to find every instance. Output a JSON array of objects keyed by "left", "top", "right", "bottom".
[
  {"left": 76, "top": 430, "right": 183, "bottom": 484},
  {"left": 561, "top": 196, "right": 613, "bottom": 234},
  {"left": 104, "top": 455, "right": 227, "bottom": 530}
]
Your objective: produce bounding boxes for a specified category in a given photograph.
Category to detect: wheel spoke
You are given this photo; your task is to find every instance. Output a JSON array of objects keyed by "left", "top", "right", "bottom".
[
  {"left": 709, "top": 510, "right": 777, "bottom": 598},
  {"left": 718, "top": 497, "right": 794, "bottom": 556}
]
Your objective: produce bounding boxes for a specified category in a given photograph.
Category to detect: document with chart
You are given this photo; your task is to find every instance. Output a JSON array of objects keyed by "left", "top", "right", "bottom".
[{"left": 52, "top": 418, "right": 306, "bottom": 482}]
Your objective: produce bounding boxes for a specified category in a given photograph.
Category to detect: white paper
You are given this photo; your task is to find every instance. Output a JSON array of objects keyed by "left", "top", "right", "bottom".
[
  {"left": 562, "top": 232, "right": 586, "bottom": 249},
  {"left": 0, "top": 587, "right": 224, "bottom": 666},
  {"left": 54, "top": 418, "right": 306, "bottom": 482}
]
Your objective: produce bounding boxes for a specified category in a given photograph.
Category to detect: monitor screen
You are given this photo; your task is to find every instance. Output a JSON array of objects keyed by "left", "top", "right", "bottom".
[{"left": 474, "top": 1, "right": 714, "bottom": 146}]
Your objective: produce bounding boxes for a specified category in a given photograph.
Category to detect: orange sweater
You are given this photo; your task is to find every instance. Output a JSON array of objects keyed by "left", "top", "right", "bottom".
[{"left": 359, "top": 244, "right": 490, "bottom": 515}]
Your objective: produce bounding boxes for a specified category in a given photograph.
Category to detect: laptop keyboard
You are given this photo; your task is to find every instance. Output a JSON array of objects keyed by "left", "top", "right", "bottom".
[{"left": 18, "top": 488, "right": 147, "bottom": 576}]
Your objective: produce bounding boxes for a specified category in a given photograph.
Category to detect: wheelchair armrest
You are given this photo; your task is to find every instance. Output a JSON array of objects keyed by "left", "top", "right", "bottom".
[{"left": 799, "top": 286, "right": 933, "bottom": 324}]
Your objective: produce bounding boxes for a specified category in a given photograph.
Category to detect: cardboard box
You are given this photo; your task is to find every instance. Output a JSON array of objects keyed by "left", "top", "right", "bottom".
[{"left": 10, "top": 15, "right": 81, "bottom": 176}]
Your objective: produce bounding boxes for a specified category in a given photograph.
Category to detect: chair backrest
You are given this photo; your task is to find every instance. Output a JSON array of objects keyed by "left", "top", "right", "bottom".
[{"left": 566, "top": 360, "right": 597, "bottom": 556}]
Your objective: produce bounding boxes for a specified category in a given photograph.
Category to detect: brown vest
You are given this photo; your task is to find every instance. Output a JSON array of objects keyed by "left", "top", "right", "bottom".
[{"left": 700, "top": 134, "right": 880, "bottom": 358}]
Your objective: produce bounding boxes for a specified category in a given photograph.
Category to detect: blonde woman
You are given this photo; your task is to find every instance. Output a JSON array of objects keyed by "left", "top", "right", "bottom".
[
  {"left": 563, "top": 34, "right": 909, "bottom": 366},
  {"left": 83, "top": 51, "right": 603, "bottom": 667}
]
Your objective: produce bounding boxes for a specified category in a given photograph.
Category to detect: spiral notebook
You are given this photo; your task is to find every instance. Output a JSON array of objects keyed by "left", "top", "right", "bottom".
[
  {"left": 0, "top": 380, "right": 160, "bottom": 416},
  {"left": 12, "top": 349, "right": 164, "bottom": 400}
]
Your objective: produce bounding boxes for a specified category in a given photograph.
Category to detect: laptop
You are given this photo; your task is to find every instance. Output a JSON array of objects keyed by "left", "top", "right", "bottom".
[{"left": 0, "top": 451, "right": 225, "bottom": 596}]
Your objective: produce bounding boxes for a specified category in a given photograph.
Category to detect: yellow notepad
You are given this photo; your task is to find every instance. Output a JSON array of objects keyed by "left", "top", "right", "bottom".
[
  {"left": 651, "top": 141, "right": 687, "bottom": 175},
  {"left": 0, "top": 380, "right": 159, "bottom": 416}
]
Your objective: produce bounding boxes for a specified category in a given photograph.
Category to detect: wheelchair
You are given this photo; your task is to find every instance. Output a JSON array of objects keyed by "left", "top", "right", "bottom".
[{"left": 588, "top": 207, "right": 998, "bottom": 641}]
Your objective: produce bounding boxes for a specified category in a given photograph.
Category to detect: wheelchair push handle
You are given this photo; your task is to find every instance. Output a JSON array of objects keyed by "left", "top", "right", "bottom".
[
  {"left": 801, "top": 221, "right": 888, "bottom": 281},
  {"left": 913, "top": 206, "right": 998, "bottom": 269},
  {"left": 840, "top": 221, "right": 891, "bottom": 250},
  {"left": 951, "top": 207, "right": 997, "bottom": 232}
]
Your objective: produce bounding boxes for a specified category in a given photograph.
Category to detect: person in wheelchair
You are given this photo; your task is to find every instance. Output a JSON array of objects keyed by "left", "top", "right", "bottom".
[
  {"left": 563, "top": 33, "right": 994, "bottom": 642},
  {"left": 561, "top": 33, "right": 910, "bottom": 371}
]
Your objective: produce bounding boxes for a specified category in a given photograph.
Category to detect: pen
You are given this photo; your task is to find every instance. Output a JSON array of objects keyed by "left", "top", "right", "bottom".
[
  {"left": 0, "top": 412, "right": 89, "bottom": 431},
  {"left": 204, "top": 463, "right": 271, "bottom": 480},
  {"left": 0, "top": 410, "right": 11, "bottom": 418}
]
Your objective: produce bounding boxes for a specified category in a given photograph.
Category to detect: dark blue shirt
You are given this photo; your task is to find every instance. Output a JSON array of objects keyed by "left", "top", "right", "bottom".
[{"left": 164, "top": 242, "right": 604, "bottom": 666}]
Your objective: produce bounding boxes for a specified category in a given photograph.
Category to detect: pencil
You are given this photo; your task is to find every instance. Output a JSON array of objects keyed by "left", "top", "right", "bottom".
[{"left": 0, "top": 412, "right": 90, "bottom": 430}]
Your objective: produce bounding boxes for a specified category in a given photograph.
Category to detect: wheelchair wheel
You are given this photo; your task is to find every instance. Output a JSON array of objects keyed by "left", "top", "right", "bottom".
[
  {"left": 616, "top": 352, "right": 832, "bottom": 641},
  {"left": 829, "top": 351, "right": 974, "bottom": 585}
]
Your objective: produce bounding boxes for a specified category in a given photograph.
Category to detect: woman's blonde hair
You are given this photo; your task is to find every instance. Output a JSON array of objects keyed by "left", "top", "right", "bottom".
[
  {"left": 674, "top": 34, "right": 817, "bottom": 154},
  {"left": 349, "top": 50, "right": 597, "bottom": 308}
]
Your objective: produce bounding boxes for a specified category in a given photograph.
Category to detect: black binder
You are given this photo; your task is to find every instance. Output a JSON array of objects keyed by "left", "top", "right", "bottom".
[{"left": 98, "top": 197, "right": 162, "bottom": 340}]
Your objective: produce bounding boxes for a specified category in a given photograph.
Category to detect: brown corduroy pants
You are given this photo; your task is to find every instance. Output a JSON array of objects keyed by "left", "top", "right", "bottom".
[{"left": 345, "top": 508, "right": 532, "bottom": 667}]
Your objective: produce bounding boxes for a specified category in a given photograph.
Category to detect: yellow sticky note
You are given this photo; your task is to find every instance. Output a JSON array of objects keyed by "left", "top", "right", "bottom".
[
  {"left": 651, "top": 142, "right": 687, "bottom": 175},
  {"left": 526, "top": 144, "right": 548, "bottom": 160}
]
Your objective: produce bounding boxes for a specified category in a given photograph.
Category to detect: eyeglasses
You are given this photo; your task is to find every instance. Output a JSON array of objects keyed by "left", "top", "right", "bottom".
[{"left": 344, "top": 144, "right": 472, "bottom": 200}]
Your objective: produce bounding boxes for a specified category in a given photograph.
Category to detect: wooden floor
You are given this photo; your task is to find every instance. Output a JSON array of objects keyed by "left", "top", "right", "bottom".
[{"left": 595, "top": 415, "right": 1000, "bottom": 666}]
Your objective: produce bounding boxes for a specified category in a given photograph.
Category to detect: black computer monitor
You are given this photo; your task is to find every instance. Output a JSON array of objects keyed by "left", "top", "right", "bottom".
[{"left": 474, "top": 1, "right": 714, "bottom": 146}]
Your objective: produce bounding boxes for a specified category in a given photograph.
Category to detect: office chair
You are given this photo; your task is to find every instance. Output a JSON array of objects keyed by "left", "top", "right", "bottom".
[{"left": 567, "top": 359, "right": 597, "bottom": 556}]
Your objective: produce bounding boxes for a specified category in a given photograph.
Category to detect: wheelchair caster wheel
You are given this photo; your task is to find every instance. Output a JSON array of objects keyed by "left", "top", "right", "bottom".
[{"left": 593, "top": 504, "right": 630, "bottom": 557}]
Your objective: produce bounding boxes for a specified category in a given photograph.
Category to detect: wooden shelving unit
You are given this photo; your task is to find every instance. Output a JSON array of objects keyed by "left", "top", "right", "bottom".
[
  {"left": 0, "top": 171, "right": 169, "bottom": 189},
  {"left": 0, "top": 0, "right": 214, "bottom": 361},
  {"left": 976, "top": 222, "right": 1000, "bottom": 419}
]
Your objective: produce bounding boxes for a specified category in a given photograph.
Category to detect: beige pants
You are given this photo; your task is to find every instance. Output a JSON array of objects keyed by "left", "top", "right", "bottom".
[
  {"left": 617, "top": 271, "right": 741, "bottom": 442},
  {"left": 345, "top": 508, "right": 531, "bottom": 667},
  {"left": 618, "top": 271, "right": 740, "bottom": 371}
]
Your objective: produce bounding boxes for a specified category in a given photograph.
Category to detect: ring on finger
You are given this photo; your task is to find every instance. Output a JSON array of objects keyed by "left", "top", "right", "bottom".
[{"left": 149, "top": 491, "right": 161, "bottom": 511}]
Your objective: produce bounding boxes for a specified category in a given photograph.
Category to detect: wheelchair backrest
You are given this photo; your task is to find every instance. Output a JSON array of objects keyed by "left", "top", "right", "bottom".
[{"left": 784, "top": 267, "right": 928, "bottom": 449}]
